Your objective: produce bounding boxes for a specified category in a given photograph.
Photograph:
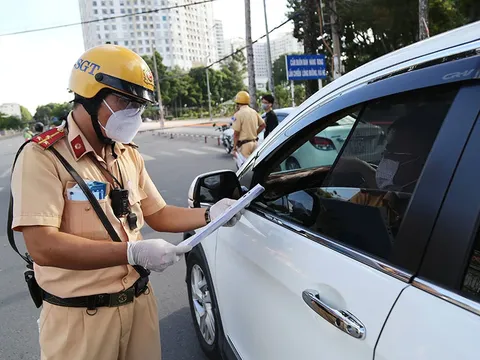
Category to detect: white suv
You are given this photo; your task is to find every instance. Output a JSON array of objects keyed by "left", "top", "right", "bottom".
[{"left": 184, "top": 21, "right": 480, "bottom": 360}]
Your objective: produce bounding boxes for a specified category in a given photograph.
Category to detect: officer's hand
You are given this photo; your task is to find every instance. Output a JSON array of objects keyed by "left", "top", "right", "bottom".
[
  {"left": 210, "top": 198, "right": 247, "bottom": 227},
  {"left": 127, "top": 239, "right": 192, "bottom": 272}
]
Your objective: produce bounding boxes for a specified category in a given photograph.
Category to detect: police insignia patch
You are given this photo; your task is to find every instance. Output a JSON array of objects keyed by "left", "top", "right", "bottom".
[{"left": 143, "top": 68, "right": 154, "bottom": 87}]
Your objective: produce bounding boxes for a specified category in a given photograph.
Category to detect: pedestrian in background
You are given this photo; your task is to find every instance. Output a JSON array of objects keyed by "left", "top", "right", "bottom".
[{"left": 261, "top": 94, "right": 278, "bottom": 139}]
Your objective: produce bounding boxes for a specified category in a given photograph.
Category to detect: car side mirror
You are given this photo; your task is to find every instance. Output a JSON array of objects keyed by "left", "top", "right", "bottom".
[{"left": 188, "top": 170, "right": 242, "bottom": 208}]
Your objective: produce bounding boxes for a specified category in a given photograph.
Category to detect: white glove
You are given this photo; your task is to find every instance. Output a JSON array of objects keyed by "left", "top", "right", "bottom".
[
  {"left": 210, "top": 198, "right": 247, "bottom": 227},
  {"left": 127, "top": 239, "right": 192, "bottom": 272}
]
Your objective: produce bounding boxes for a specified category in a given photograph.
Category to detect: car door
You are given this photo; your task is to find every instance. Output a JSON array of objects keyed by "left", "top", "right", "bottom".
[
  {"left": 376, "top": 89, "right": 480, "bottom": 360},
  {"left": 215, "top": 81, "right": 472, "bottom": 360}
]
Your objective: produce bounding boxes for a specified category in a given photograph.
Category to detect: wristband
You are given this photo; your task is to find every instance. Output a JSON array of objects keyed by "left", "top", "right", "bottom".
[{"left": 204, "top": 207, "right": 211, "bottom": 224}]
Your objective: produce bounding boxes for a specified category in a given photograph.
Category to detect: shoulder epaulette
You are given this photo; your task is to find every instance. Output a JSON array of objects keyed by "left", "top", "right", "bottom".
[{"left": 31, "top": 126, "right": 66, "bottom": 149}]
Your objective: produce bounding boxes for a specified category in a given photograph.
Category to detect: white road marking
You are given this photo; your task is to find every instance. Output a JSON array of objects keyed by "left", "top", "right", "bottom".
[
  {"left": 0, "top": 169, "right": 10, "bottom": 178},
  {"left": 201, "top": 146, "right": 226, "bottom": 153},
  {"left": 159, "top": 151, "right": 175, "bottom": 156},
  {"left": 178, "top": 148, "right": 207, "bottom": 155},
  {"left": 140, "top": 153, "right": 155, "bottom": 161}
]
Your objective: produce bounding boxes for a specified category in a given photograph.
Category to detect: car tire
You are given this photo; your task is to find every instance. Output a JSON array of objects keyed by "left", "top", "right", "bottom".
[
  {"left": 285, "top": 157, "right": 301, "bottom": 170},
  {"left": 186, "top": 250, "right": 224, "bottom": 360}
]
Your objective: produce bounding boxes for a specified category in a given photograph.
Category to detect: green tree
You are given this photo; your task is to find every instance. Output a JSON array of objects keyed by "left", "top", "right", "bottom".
[
  {"left": 287, "top": 0, "right": 479, "bottom": 84},
  {"left": 34, "top": 104, "right": 54, "bottom": 123},
  {"left": 219, "top": 51, "right": 247, "bottom": 102},
  {"left": 34, "top": 102, "right": 72, "bottom": 124},
  {"left": 33, "top": 102, "right": 73, "bottom": 125},
  {"left": 20, "top": 106, "right": 32, "bottom": 122},
  {"left": 273, "top": 55, "right": 288, "bottom": 86},
  {"left": 0, "top": 112, "right": 24, "bottom": 130}
]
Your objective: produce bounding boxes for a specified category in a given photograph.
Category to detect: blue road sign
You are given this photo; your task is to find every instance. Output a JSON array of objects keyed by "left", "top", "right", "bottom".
[{"left": 286, "top": 54, "right": 327, "bottom": 81}]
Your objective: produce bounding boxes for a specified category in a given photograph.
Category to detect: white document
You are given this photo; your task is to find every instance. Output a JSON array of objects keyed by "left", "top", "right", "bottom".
[{"left": 179, "top": 184, "right": 265, "bottom": 248}]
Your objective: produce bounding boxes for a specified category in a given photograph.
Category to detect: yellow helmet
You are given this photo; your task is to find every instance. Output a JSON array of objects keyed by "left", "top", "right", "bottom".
[
  {"left": 234, "top": 91, "right": 250, "bottom": 105},
  {"left": 68, "top": 44, "right": 155, "bottom": 103}
]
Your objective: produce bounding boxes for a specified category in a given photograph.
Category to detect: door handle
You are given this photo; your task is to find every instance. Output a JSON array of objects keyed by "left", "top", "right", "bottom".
[{"left": 302, "top": 289, "right": 366, "bottom": 340}]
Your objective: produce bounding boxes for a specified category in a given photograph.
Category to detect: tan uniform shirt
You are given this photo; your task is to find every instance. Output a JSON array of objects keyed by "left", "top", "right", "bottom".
[
  {"left": 11, "top": 113, "right": 166, "bottom": 298},
  {"left": 231, "top": 105, "right": 264, "bottom": 141}
]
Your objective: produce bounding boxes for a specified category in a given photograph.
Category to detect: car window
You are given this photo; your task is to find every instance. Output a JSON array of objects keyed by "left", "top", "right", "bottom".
[
  {"left": 257, "top": 85, "right": 458, "bottom": 263},
  {"left": 277, "top": 113, "right": 289, "bottom": 123}
]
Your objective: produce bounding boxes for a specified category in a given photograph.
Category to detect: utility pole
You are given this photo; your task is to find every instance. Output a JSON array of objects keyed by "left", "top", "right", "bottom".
[
  {"left": 244, "top": 0, "right": 257, "bottom": 109},
  {"left": 151, "top": 45, "right": 165, "bottom": 128},
  {"left": 206, "top": 67, "right": 213, "bottom": 121},
  {"left": 205, "top": 54, "right": 213, "bottom": 122},
  {"left": 328, "top": 0, "right": 342, "bottom": 79},
  {"left": 262, "top": 0, "right": 274, "bottom": 98},
  {"left": 419, "top": 0, "right": 430, "bottom": 40}
]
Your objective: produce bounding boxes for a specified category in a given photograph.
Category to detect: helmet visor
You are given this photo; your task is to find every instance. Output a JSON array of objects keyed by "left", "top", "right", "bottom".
[{"left": 95, "top": 72, "right": 155, "bottom": 103}]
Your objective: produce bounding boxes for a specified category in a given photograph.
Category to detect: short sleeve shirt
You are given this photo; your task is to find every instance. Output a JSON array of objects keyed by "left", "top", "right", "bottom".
[
  {"left": 11, "top": 113, "right": 166, "bottom": 297},
  {"left": 231, "top": 105, "right": 265, "bottom": 141}
]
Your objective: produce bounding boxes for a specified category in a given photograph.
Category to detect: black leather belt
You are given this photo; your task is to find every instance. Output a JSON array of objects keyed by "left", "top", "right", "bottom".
[
  {"left": 237, "top": 138, "right": 257, "bottom": 147},
  {"left": 42, "top": 276, "right": 149, "bottom": 314}
]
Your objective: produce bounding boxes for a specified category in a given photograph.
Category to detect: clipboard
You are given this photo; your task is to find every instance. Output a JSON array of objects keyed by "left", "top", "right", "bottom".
[{"left": 179, "top": 184, "right": 265, "bottom": 248}]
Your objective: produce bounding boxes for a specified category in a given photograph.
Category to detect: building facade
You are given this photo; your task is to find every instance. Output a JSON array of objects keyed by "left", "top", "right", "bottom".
[
  {"left": 252, "top": 32, "right": 303, "bottom": 90},
  {"left": 0, "top": 103, "right": 21, "bottom": 118},
  {"left": 214, "top": 19, "right": 225, "bottom": 61},
  {"left": 253, "top": 42, "right": 268, "bottom": 91},
  {"left": 78, "top": 0, "right": 217, "bottom": 69}
]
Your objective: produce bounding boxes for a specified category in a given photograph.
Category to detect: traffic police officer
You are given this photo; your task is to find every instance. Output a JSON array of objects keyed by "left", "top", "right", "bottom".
[
  {"left": 231, "top": 91, "right": 266, "bottom": 159},
  {"left": 11, "top": 45, "right": 241, "bottom": 360}
]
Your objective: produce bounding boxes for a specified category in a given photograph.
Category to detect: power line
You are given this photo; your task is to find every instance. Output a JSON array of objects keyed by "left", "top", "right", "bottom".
[{"left": 0, "top": 0, "right": 217, "bottom": 37}]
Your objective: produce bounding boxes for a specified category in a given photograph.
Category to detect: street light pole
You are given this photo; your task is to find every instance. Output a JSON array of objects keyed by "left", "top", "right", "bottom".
[
  {"left": 262, "top": 0, "right": 274, "bottom": 98},
  {"left": 206, "top": 66, "right": 213, "bottom": 122},
  {"left": 151, "top": 44, "right": 165, "bottom": 128}
]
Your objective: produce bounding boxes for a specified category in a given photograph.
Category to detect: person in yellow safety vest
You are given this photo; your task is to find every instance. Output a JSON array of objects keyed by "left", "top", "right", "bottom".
[{"left": 231, "top": 91, "right": 266, "bottom": 160}]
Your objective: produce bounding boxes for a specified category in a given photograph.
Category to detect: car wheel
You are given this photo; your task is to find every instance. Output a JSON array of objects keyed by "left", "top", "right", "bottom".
[
  {"left": 285, "top": 157, "right": 301, "bottom": 170},
  {"left": 186, "top": 251, "right": 223, "bottom": 359}
]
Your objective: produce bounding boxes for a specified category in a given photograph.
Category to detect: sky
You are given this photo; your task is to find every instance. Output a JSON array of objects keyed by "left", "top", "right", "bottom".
[{"left": 0, "top": 0, "right": 292, "bottom": 114}]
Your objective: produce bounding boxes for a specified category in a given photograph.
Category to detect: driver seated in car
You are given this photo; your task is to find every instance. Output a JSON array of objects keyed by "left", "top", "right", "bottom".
[{"left": 332, "top": 106, "right": 445, "bottom": 232}]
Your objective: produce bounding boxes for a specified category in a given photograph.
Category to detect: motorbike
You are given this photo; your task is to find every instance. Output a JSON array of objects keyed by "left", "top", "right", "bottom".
[{"left": 213, "top": 123, "right": 234, "bottom": 154}]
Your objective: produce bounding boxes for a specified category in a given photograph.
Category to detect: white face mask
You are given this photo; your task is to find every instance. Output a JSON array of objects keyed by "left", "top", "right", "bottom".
[
  {"left": 101, "top": 100, "right": 143, "bottom": 143},
  {"left": 375, "top": 158, "right": 399, "bottom": 190}
]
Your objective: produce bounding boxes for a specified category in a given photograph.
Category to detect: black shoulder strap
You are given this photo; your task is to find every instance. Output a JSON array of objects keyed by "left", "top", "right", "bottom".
[
  {"left": 7, "top": 140, "right": 35, "bottom": 267},
  {"left": 49, "top": 147, "right": 123, "bottom": 242},
  {"left": 49, "top": 148, "right": 150, "bottom": 278}
]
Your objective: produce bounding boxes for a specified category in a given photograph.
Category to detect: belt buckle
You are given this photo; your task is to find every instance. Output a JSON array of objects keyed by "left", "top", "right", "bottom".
[{"left": 109, "top": 287, "right": 134, "bottom": 307}]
